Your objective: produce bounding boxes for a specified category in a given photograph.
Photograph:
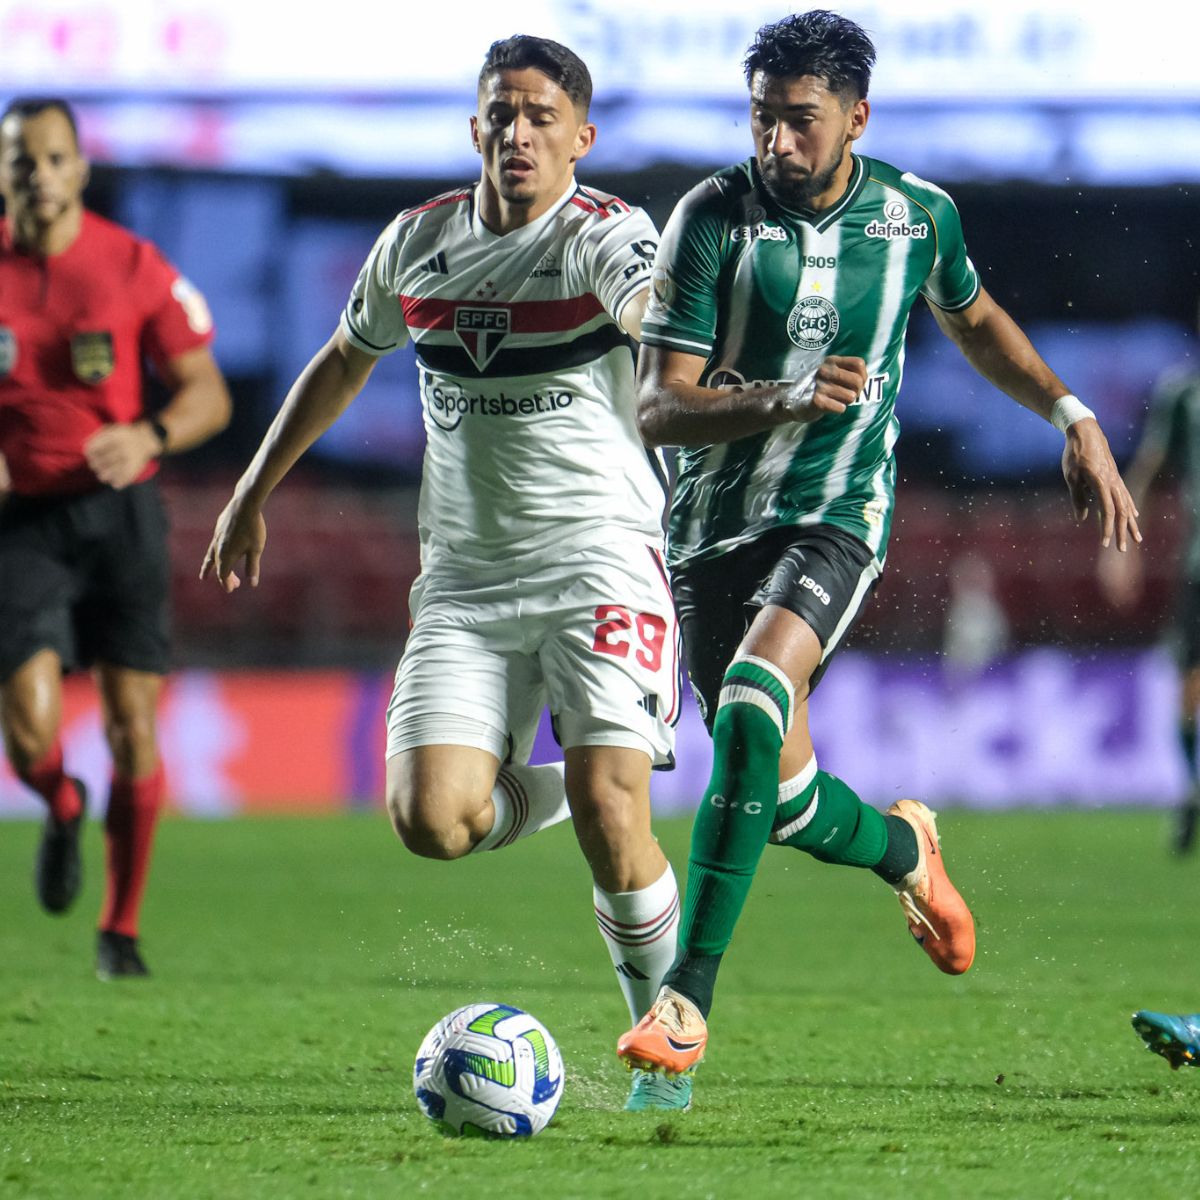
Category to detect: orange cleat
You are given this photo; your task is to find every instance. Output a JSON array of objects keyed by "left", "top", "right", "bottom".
[
  {"left": 617, "top": 986, "right": 708, "bottom": 1076},
  {"left": 888, "top": 799, "right": 976, "bottom": 975}
]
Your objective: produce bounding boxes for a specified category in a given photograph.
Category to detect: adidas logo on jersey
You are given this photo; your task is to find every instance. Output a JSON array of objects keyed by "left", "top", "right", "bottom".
[{"left": 421, "top": 250, "right": 450, "bottom": 274}]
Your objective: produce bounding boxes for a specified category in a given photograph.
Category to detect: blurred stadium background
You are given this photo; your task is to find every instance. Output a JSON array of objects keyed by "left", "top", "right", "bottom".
[{"left": 1, "top": 0, "right": 1196, "bottom": 816}]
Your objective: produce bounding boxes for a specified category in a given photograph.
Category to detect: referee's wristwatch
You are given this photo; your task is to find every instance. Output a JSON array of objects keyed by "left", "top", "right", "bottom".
[{"left": 146, "top": 416, "right": 169, "bottom": 456}]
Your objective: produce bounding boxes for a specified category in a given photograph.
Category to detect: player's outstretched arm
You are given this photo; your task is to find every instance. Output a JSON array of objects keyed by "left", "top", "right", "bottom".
[
  {"left": 636, "top": 345, "right": 867, "bottom": 447},
  {"left": 929, "top": 288, "right": 1142, "bottom": 551},
  {"left": 200, "top": 330, "right": 377, "bottom": 592},
  {"left": 84, "top": 346, "right": 232, "bottom": 489}
]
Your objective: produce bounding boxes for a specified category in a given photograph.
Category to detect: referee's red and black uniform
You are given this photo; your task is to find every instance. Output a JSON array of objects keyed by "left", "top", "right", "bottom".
[{"left": 0, "top": 209, "right": 213, "bottom": 937}]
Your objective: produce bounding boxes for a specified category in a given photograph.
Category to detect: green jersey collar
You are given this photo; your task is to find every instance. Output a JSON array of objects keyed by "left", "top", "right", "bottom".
[{"left": 755, "top": 154, "right": 867, "bottom": 233}]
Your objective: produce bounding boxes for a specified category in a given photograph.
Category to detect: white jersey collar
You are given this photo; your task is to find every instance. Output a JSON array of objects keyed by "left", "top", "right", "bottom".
[{"left": 470, "top": 179, "right": 578, "bottom": 244}]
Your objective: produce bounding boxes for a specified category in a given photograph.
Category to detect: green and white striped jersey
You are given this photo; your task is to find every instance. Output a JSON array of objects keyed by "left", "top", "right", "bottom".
[
  {"left": 1141, "top": 365, "right": 1200, "bottom": 579},
  {"left": 643, "top": 153, "right": 981, "bottom": 568}
]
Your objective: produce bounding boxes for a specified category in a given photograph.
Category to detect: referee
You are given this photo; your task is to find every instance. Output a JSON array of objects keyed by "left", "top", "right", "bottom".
[{"left": 0, "top": 98, "right": 230, "bottom": 977}]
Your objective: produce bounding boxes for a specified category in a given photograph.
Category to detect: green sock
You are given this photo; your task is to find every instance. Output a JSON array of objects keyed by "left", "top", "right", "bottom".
[
  {"left": 770, "top": 763, "right": 916, "bottom": 881},
  {"left": 665, "top": 656, "right": 794, "bottom": 1016}
]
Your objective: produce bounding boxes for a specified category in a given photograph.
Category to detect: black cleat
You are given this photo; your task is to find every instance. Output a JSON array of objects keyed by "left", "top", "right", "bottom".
[
  {"left": 96, "top": 931, "right": 150, "bottom": 981},
  {"left": 35, "top": 778, "right": 87, "bottom": 914},
  {"left": 1173, "top": 791, "right": 1200, "bottom": 855}
]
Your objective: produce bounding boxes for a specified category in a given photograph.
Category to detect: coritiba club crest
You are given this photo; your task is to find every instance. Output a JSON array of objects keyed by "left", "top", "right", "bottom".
[{"left": 786, "top": 296, "right": 840, "bottom": 350}]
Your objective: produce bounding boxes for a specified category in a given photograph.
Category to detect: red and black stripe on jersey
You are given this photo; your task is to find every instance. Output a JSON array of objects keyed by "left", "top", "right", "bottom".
[{"left": 401, "top": 293, "right": 633, "bottom": 379}]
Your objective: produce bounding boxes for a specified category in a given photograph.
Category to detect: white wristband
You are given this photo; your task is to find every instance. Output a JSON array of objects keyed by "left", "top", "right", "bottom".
[{"left": 1050, "top": 394, "right": 1095, "bottom": 433}]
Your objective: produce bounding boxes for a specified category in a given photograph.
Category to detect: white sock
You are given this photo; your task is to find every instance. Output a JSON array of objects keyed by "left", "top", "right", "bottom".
[
  {"left": 593, "top": 863, "right": 680, "bottom": 1023},
  {"left": 471, "top": 762, "right": 571, "bottom": 853}
]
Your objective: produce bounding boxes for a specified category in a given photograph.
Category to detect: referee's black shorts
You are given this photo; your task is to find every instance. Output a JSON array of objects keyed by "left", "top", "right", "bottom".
[
  {"left": 672, "top": 523, "right": 881, "bottom": 731},
  {"left": 0, "top": 479, "right": 170, "bottom": 683}
]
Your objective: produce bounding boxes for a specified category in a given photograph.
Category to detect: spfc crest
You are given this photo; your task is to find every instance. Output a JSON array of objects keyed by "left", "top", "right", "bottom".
[
  {"left": 454, "top": 306, "right": 510, "bottom": 371},
  {"left": 0, "top": 327, "right": 15, "bottom": 377},
  {"left": 70, "top": 331, "right": 114, "bottom": 384}
]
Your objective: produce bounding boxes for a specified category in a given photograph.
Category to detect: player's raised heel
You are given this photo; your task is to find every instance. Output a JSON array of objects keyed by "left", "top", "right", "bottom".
[
  {"left": 617, "top": 985, "right": 708, "bottom": 1076},
  {"left": 888, "top": 799, "right": 975, "bottom": 975}
]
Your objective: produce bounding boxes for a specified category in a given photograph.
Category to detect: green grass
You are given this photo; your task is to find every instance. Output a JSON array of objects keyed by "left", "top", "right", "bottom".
[{"left": 3, "top": 809, "right": 1199, "bottom": 1199}]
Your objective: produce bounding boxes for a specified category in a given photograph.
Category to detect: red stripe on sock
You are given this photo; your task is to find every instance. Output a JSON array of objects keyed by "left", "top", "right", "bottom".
[
  {"left": 99, "top": 765, "right": 165, "bottom": 938},
  {"left": 594, "top": 894, "right": 680, "bottom": 946},
  {"left": 19, "top": 742, "right": 81, "bottom": 823},
  {"left": 595, "top": 893, "right": 679, "bottom": 931},
  {"left": 494, "top": 769, "right": 529, "bottom": 848}
]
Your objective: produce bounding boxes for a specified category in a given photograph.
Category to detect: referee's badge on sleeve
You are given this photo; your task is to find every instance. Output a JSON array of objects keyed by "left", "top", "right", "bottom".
[
  {"left": 0, "top": 327, "right": 15, "bottom": 377},
  {"left": 70, "top": 331, "right": 115, "bottom": 384}
]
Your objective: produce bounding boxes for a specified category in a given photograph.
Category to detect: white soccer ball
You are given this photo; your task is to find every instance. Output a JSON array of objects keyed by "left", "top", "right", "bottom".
[{"left": 413, "top": 1003, "right": 565, "bottom": 1138}]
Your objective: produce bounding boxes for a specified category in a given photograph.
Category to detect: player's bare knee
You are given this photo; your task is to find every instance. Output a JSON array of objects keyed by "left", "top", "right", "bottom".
[
  {"left": 395, "top": 814, "right": 472, "bottom": 860},
  {"left": 386, "top": 783, "right": 474, "bottom": 860}
]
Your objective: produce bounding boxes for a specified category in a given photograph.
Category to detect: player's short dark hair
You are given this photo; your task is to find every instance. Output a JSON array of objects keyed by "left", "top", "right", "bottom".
[
  {"left": 479, "top": 35, "right": 593, "bottom": 113},
  {"left": 0, "top": 97, "right": 81, "bottom": 148},
  {"left": 744, "top": 10, "right": 876, "bottom": 102}
]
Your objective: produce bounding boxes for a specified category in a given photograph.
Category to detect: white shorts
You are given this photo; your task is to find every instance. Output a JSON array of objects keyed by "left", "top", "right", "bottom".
[{"left": 386, "top": 539, "right": 681, "bottom": 767}]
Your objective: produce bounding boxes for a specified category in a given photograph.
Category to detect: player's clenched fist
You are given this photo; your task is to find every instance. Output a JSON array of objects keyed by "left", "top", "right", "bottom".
[
  {"left": 780, "top": 355, "right": 868, "bottom": 423},
  {"left": 200, "top": 497, "right": 267, "bottom": 593}
]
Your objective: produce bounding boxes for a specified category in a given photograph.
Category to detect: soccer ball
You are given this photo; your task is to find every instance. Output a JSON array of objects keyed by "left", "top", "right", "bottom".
[{"left": 413, "top": 1003, "right": 565, "bottom": 1138}]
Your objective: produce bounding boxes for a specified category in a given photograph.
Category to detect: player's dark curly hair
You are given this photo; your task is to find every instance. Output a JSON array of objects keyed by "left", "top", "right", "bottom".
[
  {"left": 0, "top": 97, "right": 80, "bottom": 147},
  {"left": 479, "top": 35, "right": 593, "bottom": 112},
  {"left": 744, "top": 10, "right": 876, "bottom": 101}
]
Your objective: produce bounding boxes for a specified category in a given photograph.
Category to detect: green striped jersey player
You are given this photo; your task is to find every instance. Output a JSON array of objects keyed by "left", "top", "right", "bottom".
[
  {"left": 642, "top": 151, "right": 980, "bottom": 567},
  {"left": 1129, "top": 363, "right": 1200, "bottom": 582},
  {"left": 1099, "top": 312, "right": 1200, "bottom": 850},
  {"left": 618, "top": 9, "right": 1142, "bottom": 1088}
]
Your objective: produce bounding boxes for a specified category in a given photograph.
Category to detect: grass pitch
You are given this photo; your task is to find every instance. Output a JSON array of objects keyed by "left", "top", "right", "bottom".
[{"left": 3, "top": 808, "right": 1199, "bottom": 1199}]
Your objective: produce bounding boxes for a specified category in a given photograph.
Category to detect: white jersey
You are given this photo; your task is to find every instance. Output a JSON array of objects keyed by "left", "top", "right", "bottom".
[{"left": 341, "top": 180, "right": 667, "bottom": 569}]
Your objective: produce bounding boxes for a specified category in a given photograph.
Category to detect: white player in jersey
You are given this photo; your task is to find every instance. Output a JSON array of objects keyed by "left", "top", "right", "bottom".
[{"left": 202, "top": 35, "right": 690, "bottom": 1112}]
